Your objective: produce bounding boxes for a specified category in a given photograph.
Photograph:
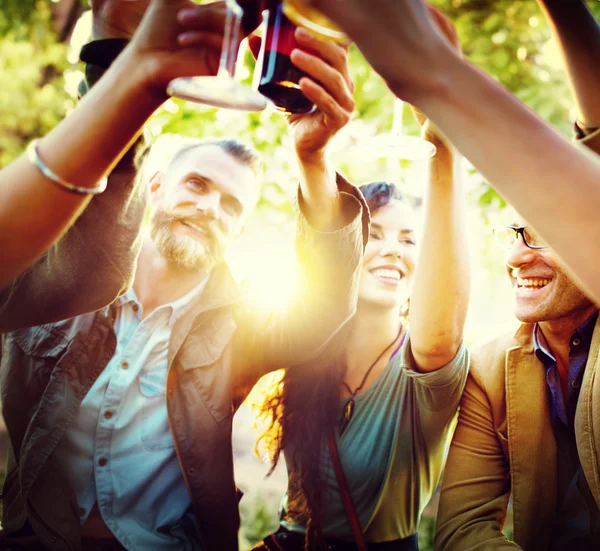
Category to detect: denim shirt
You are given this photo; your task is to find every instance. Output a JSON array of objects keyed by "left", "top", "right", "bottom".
[{"left": 53, "top": 285, "right": 206, "bottom": 550}]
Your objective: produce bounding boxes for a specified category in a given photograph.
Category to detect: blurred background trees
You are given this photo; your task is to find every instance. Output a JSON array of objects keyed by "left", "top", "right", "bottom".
[{"left": 1, "top": 1, "right": 599, "bottom": 548}]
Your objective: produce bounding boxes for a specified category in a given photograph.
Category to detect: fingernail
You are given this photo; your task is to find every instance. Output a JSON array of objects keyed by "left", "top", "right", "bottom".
[
  {"left": 291, "top": 49, "right": 308, "bottom": 61},
  {"left": 295, "top": 27, "right": 311, "bottom": 40}
]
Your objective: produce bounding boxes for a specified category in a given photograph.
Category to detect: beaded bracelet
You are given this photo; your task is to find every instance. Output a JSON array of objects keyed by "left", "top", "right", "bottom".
[{"left": 27, "top": 139, "right": 108, "bottom": 195}]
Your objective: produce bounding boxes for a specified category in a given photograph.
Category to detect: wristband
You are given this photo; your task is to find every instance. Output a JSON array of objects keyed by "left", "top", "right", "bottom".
[
  {"left": 78, "top": 38, "right": 130, "bottom": 98},
  {"left": 574, "top": 119, "right": 600, "bottom": 140}
]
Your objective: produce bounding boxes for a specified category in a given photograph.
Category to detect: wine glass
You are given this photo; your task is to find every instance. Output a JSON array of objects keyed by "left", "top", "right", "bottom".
[
  {"left": 357, "top": 99, "right": 436, "bottom": 162},
  {"left": 167, "top": 0, "right": 268, "bottom": 111}
]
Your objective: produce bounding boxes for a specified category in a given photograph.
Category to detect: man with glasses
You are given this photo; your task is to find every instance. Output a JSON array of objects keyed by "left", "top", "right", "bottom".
[{"left": 435, "top": 215, "right": 600, "bottom": 550}]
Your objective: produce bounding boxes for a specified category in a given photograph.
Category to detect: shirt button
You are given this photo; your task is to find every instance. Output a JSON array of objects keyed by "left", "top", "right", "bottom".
[
  {"left": 572, "top": 337, "right": 581, "bottom": 346},
  {"left": 572, "top": 379, "right": 581, "bottom": 388},
  {"left": 121, "top": 361, "right": 129, "bottom": 370},
  {"left": 79, "top": 507, "right": 86, "bottom": 517},
  {"left": 98, "top": 457, "right": 108, "bottom": 467},
  {"left": 132, "top": 304, "right": 139, "bottom": 313},
  {"left": 104, "top": 410, "right": 113, "bottom": 420}
]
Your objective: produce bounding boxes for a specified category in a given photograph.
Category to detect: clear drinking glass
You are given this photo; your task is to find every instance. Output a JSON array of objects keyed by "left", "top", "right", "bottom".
[
  {"left": 167, "top": 0, "right": 268, "bottom": 111},
  {"left": 359, "top": 99, "right": 436, "bottom": 161}
]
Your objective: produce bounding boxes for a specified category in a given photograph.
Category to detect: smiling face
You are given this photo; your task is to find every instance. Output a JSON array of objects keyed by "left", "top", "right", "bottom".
[
  {"left": 505, "top": 215, "right": 594, "bottom": 323},
  {"left": 358, "top": 200, "right": 418, "bottom": 310},
  {"left": 149, "top": 144, "right": 257, "bottom": 272}
]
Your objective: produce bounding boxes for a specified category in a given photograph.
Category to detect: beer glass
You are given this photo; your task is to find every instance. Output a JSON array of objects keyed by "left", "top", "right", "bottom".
[{"left": 254, "top": 0, "right": 348, "bottom": 114}]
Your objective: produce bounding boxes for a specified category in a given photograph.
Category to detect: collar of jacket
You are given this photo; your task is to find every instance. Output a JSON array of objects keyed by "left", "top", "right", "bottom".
[
  {"left": 167, "top": 262, "right": 243, "bottom": 364},
  {"left": 506, "top": 316, "right": 600, "bottom": 548}
]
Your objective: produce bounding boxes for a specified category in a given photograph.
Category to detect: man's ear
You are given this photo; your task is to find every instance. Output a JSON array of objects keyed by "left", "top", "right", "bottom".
[{"left": 149, "top": 171, "right": 164, "bottom": 197}]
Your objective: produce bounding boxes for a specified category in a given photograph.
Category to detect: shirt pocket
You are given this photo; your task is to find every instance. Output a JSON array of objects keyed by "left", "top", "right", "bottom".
[
  {"left": 177, "top": 314, "right": 237, "bottom": 424},
  {"left": 7, "top": 324, "right": 70, "bottom": 403},
  {"left": 138, "top": 359, "right": 175, "bottom": 452}
]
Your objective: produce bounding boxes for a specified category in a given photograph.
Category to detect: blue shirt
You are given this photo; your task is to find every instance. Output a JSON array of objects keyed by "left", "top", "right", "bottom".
[
  {"left": 54, "top": 284, "right": 206, "bottom": 550},
  {"left": 534, "top": 311, "right": 600, "bottom": 548}
]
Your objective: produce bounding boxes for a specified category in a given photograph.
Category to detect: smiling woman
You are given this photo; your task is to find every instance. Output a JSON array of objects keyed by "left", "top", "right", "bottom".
[{"left": 251, "top": 84, "right": 471, "bottom": 549}]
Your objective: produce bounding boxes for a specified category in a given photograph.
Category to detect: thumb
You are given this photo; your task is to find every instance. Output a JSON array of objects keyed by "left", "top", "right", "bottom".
[{"left": 248, "top": 34, "right": 262, "bottom": 60}]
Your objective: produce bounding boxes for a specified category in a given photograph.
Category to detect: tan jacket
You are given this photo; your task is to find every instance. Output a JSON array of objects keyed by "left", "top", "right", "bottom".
[{"left": 435, "top": 317, "right": 600, "bottom": 550}]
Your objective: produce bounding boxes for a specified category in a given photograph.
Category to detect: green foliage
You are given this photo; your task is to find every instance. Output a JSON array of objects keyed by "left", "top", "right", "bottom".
[
  {"left": 239, "top": 495, "right": 280, "bottom": 549},
  {"left": 0, "top": 34, "right": 71, "bottom": 167},
  {"left": 3, "top": 0, "right": 597, "bottom": 211}
]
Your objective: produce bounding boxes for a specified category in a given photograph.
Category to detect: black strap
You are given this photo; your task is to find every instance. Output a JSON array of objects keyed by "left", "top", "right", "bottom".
[
  {"left": 328, "top": 430, "right": 368, "bottom": 551},
  {"left": 80, "top": 38, "right": 130, "bottom": 69}
]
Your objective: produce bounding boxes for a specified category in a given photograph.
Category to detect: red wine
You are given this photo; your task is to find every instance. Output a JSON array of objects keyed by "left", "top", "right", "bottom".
[{"left": 256, "top": 4, "right": 315, "bottom": 114}]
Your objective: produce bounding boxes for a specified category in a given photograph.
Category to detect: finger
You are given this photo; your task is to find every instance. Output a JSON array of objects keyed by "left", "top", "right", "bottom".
[
  {"left": 177, "top": 3, "right": 227, "bottom": 34},
  {"left": 177, "top": 30, "right": 224, "bottom": 51},
  {"left": 290, "top": 49, "right": 355, "bottom": 113},
  {"left": 294, "top": 27, "right": 353, "bottom": 91},
  {"left": 299, "top": 77, "right": 352, "bottom": 130}
]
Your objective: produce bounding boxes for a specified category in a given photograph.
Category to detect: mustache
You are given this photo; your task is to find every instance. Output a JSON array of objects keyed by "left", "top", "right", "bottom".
[{"left": 159, "top": 209, "right": 223, "bottom": 242}]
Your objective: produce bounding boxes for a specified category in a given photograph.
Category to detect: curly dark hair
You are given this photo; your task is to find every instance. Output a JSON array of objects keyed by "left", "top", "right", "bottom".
[{"left": 256, "top": 182, "right": 413, "bottom": 550}]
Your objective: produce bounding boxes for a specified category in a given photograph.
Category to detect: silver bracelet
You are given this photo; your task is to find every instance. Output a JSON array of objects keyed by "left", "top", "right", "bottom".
[{"left": 27, "top": 139, "right": 108, "bottom": 195}]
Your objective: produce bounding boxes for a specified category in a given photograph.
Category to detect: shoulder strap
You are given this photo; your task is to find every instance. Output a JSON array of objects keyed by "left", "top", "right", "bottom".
[{"left": 328, "top": 430, "right": 368, "bottom": 551}]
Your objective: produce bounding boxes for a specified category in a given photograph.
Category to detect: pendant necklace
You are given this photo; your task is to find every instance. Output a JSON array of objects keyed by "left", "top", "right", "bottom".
[{"left": 340, "top": 327, "right": 404, "bottom": 434}]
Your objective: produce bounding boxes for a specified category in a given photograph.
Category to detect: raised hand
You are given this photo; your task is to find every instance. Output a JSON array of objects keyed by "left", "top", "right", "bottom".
[
  {"left": 302, "top": 0, "right": 459, "bottom": 103},
  {"left": 125, "top": 0, "right": 228, "bottom": 97},
  {"left": 287, "top": 28, "right": 355, "bottom": 161}
]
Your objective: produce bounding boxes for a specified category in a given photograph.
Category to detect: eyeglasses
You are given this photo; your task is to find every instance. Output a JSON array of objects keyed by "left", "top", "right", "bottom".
[{"left": 492, "top": 226, "right": 548, "bottom": 250}]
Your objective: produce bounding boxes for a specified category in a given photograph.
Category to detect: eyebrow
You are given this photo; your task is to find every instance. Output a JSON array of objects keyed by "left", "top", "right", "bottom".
[
  {"left": 371, "top": 223, "right": 415, "bottom": 234},
  {"left": 183, "top": 172, "right": 244, "bottom": 214}
]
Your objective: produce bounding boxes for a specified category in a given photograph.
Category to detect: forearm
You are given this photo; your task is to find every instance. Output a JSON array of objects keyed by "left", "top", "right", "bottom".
[
  {"left": 0, "top": 47, "right": 160, "bottom": 290},
  {"left": 411, "top": 52, "right": 600, "bottom": 302},
  {"left": 0, "top": 164, "right": 147, "bottom": 332},
  {"left": 296, "top": 150, "right": 352, "bottom": 232},
  {"left": 537, "top": 0, "right": 600, "bottom": 125},
  {"left": 409, "top": 143, "right": 470, "bottom": 371}
]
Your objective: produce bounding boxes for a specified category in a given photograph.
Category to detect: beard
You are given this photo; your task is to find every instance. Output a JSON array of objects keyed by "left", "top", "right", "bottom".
[{"left": 149, "top": 207, "right": 226, "bottom": 272}]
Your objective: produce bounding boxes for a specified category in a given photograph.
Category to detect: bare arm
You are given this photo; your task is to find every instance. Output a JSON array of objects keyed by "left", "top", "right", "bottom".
[
  {"left": 409, "top": 130, "right": 470, "bottom": 371},
  {"left": 0, "top": 0, "right": 224, "bottom": 293},
  {"left": 408, "top": 10, "right": 470, "bottom": 372},
  {"left": 537, "top": 0, "right": 600, "bottom": 127},
  {"left": 307, "top": 0, "right": 600, "bottom": 302}
]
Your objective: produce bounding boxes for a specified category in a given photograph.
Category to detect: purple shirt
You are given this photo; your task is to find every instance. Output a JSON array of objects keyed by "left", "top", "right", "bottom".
[{"left": 534, "top": 310, "right": 600, "bottom": 548}]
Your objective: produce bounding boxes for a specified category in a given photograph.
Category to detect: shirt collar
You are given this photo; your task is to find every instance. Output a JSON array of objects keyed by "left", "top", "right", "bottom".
[
  {"left": 533, "top": 310, "right": 599, "bottom": 365},
  {"left": 115, "top": 276, "right": 209, "bottom": 326}
]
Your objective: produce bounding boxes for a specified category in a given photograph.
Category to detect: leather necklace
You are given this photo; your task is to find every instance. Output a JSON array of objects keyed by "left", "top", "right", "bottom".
[{"left": 340, "top": 327, "right": 403, "bottom": 434}]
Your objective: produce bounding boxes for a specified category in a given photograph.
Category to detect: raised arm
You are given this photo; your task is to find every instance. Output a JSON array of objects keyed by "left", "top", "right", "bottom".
[
  {"left": 307, "top": 0, "right": 600, "bottom": 303},
  {"left": 0, "top": 0, "right": 224, "bottom": 294},
  {"left": 235, "top": 30, "right": 367, "bottom": 386},
  {"left": 536, "top": 0, "right": 600, "bottom": 129},
  {"left": 408, "top": 9, "right": 470, "bottom": 372}
]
